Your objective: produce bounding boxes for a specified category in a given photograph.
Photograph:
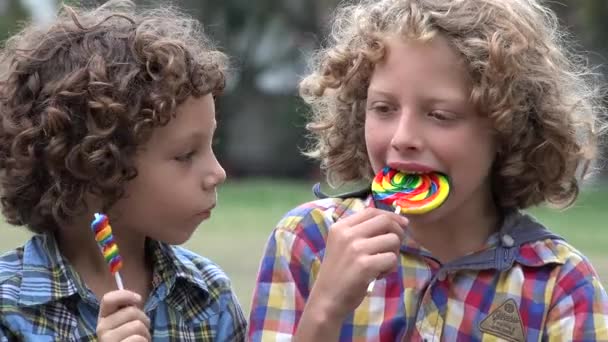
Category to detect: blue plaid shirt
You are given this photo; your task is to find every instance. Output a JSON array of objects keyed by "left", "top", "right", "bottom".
[{"left": 0, "top": 234, "right": 246, "bottom": 341}]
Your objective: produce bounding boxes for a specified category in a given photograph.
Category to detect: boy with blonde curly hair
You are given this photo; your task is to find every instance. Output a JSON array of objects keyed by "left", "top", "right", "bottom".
[{"left": 249, "top": 0, "right": 608, "bottom": 340}]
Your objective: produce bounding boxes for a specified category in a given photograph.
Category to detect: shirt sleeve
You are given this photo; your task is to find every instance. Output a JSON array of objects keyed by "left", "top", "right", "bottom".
[
  {"left": 215, "top": 289, "right": 248, "bottom": 342},
  {"left": 248, "top": 222, "right": 323, "bottom": 342},
  {"left": 544, "top": 257, "right": 608, "bottom": 341}
]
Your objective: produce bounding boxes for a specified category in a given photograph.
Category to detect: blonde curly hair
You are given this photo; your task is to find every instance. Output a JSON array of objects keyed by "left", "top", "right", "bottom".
[
  {"left": 300, "top": 0, "right": 606, "bottom": 210},
  {"left": 0, "top": 0, "right": 227, "bottom": 233}
]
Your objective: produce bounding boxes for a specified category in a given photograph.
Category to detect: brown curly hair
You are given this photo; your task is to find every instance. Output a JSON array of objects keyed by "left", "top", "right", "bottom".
[
  {"left": 300, "top": 0, "right": 607, "bottom": 210},
  {"left": 0, "top": 0, "right": 227, "bottom": 233}
]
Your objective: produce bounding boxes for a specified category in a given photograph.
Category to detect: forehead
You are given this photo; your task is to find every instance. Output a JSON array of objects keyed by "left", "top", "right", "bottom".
[
  {"left": 147, "top": 94, "right": 216, "bottom": 144},
  {"left": 370, "top": 34, "right": 472, "bottom": 98}
]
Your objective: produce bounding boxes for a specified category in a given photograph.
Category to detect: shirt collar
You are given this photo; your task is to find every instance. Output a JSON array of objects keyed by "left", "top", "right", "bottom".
[
  {"left": 148, "top": 238, "right": 210, "bottom": 296},
  {"left": 17, "top": 235, "right": 210, "bottom": 308}
]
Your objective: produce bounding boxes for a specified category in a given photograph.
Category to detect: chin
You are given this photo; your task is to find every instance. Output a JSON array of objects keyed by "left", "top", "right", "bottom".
[
  {"left": 407, "top": 202, "right": 451, "bottom": 224},
  {"left": 154, "top": 226, "right": 198, "bottom": 246}
]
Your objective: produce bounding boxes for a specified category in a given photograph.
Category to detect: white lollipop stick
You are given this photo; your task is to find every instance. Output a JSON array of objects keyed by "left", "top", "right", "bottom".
[{"left": 115, "top": 272, "right": 124, "bottom": 290}]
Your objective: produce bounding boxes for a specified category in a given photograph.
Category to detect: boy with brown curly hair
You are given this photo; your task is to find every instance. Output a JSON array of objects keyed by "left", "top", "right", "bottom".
[
  {"left": 0, "top": 1, "right": 246, "bottom": 340},
  {"left": 249, "top": 0, "right": 608, "bottom": 340}
]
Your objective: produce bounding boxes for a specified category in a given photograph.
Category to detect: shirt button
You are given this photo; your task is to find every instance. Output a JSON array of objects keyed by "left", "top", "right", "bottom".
[{"left": 501, "top": 234, "right": 514, "bottom": 247}]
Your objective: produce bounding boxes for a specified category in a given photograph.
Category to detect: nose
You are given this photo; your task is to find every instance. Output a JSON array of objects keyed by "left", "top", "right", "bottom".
[
  {"left": 390, "top": 109, "right": 424, "bottom": 152},
  {"left": 203, "top": 153, "right": 226, "bottom": 190}
]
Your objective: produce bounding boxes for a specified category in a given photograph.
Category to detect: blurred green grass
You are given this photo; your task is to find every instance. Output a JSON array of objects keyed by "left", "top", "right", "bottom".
[{"left": 0, "top": 178, "right": 606, "bottom": 317}]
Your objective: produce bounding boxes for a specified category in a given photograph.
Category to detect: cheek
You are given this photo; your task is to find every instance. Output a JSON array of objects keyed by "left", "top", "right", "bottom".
[
  {"left": 442, "top": 132, "right": 495, "bottom": 182},
  {"left": 364, "top": 124, "right": 387, "bottom": 169},
  {"left": 466, "top": 131, "right": 496, "bottom": 170},
  {"left": 116, "top": 172, "right": 165, "bottom": 214}
]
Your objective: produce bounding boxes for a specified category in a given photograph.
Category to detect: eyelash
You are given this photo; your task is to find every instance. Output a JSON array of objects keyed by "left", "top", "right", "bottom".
[
  {"left": 429, "top": 111, "right": 449, "bottom": 120},
  {"left": 368, "top": 104, "right": 395, "bottom": 116},
  {"left": 175, "top": 150, "right": 197, "bottom": 162},
  {"left": 367, "top": 102, "right": 459, "bottom": 123}
]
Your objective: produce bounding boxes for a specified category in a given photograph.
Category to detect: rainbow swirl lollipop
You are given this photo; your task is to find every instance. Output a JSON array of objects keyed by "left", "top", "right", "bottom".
[
  {"left": 372, "top": 166, "right": 450, "bottom": 215},
  {"left": 91, "top": 213, "right": 124, "bottom": 289}
]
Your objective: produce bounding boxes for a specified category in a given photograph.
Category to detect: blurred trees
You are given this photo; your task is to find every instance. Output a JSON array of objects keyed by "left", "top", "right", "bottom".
[
  {"left": 2, "top": 0, "right": 607, "bottom": 178},
  {"left": 177, "top": 0, "right": 341, "bottom": 177},
  {"left": 0, "top": 0, "right": 27, "bottom": 42}
]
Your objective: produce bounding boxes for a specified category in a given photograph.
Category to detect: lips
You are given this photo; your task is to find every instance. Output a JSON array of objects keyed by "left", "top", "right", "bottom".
[
  {"left": 196, "top": 204, "right": 215, "bottom": 218},
  {"left": 387, "top": 161, "right": 439, "bottom": 174}
]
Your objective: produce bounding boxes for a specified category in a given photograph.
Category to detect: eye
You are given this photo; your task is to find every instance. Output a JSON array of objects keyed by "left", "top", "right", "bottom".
[
  {"left": 428, "top": 110, "right": 455, "bottom": 122},
  {"left": 367, "top": 102, "right": 396, "bottom": 116},
  {"left": 175, "top": 150, "right": 196, "bottom": 162}
]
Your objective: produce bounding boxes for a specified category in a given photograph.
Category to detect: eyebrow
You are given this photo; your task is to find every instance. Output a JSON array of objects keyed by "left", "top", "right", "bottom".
[
  {"left": 168, "top": 123, "right": 216, "bottom": 146},
  {"left": 367, "top": 87, "right": 470, "bottom": 106},
  {"left": 366, "top": 88, "right": 400, "bottom": 102}
]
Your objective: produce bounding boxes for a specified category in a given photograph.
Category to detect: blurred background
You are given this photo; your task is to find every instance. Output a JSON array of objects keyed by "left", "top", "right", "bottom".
[{"left": 1, "top": 0, "right": 607, "bottom": 316}]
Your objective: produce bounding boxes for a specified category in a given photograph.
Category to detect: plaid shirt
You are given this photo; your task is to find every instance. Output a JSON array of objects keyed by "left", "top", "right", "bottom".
[
  {"left": 249, "top": 196, "right": 608, "bottom": 341},
  {"left": 0, "top": 234, "right": 246, "bottom": 341}
]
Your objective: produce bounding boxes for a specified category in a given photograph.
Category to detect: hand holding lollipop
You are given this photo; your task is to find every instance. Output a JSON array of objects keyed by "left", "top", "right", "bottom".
[{"left": 367, "top": 166, "right": 451, "bottom": 292}]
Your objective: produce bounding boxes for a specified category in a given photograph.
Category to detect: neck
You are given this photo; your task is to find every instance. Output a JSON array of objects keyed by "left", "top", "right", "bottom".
[
  {"left": 55, "top": 212, "right": 152, "bottom": 301},
  {"left": 407, "top": 189, "right": 500, "bottom": 263}
]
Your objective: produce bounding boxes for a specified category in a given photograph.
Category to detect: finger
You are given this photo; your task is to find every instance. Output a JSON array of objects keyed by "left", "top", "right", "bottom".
[
  {"left": 357, "top": 232, "right": 402, "bottom": 255},
  {"left": 122, "top": 336, "right": 150, "bottom": 342},
  {"left": 365, "top": 252, "right": 399, "bottom": 279},
  {"left": 351, "top": 214, "right": 406, "bottom": 241},
  {"left": 97, "top": 306, "right": 150, "bottom": 334},
  {"left": 376, "top": 258, "right": 401, "bottom": 279},
  {"left": 100, "top": 320, "right": 151, "bottom": 342},
  {"left": 99, "top": 290, "right": 142, "bottom": 318},
  {"left": 339, "top": 208, "right": 408, "bottom": 228}
]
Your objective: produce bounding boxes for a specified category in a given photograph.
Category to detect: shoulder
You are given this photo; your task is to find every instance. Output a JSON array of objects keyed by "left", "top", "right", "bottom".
[
  {"left": 520, "top": 237, "right": 589, "bottom": 266},
  {"left": 0, "top": 234, "right": 62, "bottom": 308},
  {"left": 504, "top": 211, "right": 587, "bottom": 270},
  {"left": 513, "top": 213, "right": 597, "bottom": 277},
  {"left": 158, "top": 243, "right": 244, "bottom": 318},
  {"left": 0, "top": 236, "right": 52, "bottom": 331},
  {"left": 539, "top": 240, "right": 607, "bottom": 308},
  {"left": 544, "top": 239, "right": 602, "bottom": 282},
  {"left": 515, "top": 222, "right": 605, "bottom": 299},
  {"left": 243, "top": 196, "right": 369, "bottom": 269},
  {"left": 0, "top": 244, "right": 25, "bottom": 282},
  {"left": 275, "top": 196, "right": 368, "bottom": 236},
  {"left": 266, "top": 197, "right": 368, "bottom": 256},
  {"left": 166, "top": 245, "right": 245, "bottom": 317},
  {"left": 0, "top": 245, "right": 25, "bottom": 307},
  {"left": 0, "top": 235, "right": 52, "bottom": 303},
  {"left": 169, "top": 245, "right": 233, "bottom": 294},
  {"left": 151, "top": 243, "right": 246, "bottom": 338}
]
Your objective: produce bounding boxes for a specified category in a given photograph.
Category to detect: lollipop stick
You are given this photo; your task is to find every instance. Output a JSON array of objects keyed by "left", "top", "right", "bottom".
[
  {"left": 366, "top": 279, "right": 376, "bottom": 293},
  {"left": 114, "top": 272, "right": 124, "bottom": 290},
  {"left": 367, "top": 205, "right": 403, "bottom": 294}
]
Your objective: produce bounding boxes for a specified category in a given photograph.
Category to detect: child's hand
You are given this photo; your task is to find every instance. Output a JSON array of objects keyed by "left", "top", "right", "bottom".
[
  {"left": 96, "top": 290, "right": 151, "bottom": 342},
  {"left": 309, "top": 208, "right": 408, "bottom": 321}
]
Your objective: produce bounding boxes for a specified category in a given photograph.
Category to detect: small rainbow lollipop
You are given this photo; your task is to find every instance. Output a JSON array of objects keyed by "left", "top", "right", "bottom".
[
  {"left": 367, "top": 166, "right": 451, "bottom": 292},
  {"left": 91, "top": 213, "right": 124, "bottom": 290}
]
